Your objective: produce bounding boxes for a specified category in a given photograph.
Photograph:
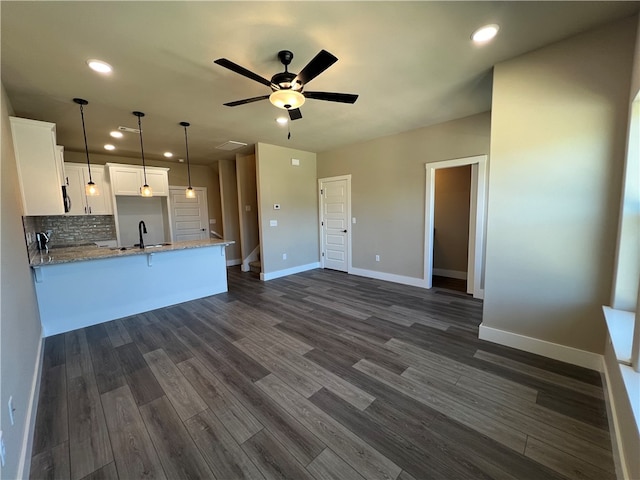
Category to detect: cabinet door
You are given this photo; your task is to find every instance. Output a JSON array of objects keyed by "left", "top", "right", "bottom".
[
  {"left": 64, "top": 164, "right": 88, "bottom": 215},
  {"left": 86, "top": 167, "right": 112, "bottom": 214},
  {"left": 10, "top": 117, "right": 65, "bottom": 215},
  {"left": 145, "top": 170, "right": 168, "bottom": 196},
  {"left": 110, "top": 167, "right": 142, "bottom": 196}
]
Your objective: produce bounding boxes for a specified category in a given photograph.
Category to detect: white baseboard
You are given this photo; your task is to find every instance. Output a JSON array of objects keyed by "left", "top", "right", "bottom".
[
  {"left": 349, "top": 267, "right": 428, "bottom": 289},
  {"left": 433, "top": 268, "right": 467, "bottom": 280},
  {"left": 17, "top": 336, "right": 45, "bottom": 480},
  {"left": 226, "top": 258, "right": 242, "bottom": 267},
  {"left": 478, "top": 323, "right": 603, "bottom": 371},
  {"left": 261, "top": 262, "right": 320, "bottom": 281}
]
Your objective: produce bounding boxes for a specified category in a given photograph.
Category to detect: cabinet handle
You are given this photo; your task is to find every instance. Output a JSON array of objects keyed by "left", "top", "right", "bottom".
[
  {"left": 66, "top": 176, "right": 69, "bottom": 186},
  {"left": 89, "top": 206, "right": 92, "bottom": 214},
  {"left": 84, "top": 206, "right": 87, "bottom": 214}
]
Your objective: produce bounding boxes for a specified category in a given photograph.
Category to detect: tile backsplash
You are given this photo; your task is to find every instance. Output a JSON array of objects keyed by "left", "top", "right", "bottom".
[{"left": 23, "top": 215, "right": 116, "bottom": 249}]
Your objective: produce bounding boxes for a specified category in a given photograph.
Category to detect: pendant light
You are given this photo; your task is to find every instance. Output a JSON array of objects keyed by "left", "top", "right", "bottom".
[
  {"left": 73, "top": 98, "right": 99, "bottom": 196},
  {"left": 180, "top": 121, "right": 195, "bottom": 198},
  {"left": 133, "top": 111, "right": 152, "bottom": 197}
]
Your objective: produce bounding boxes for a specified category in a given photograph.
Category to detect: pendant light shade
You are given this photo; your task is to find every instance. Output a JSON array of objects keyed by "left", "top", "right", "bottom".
[
  {"left": 180, "top": 121, "right": 195, "bottom": 199},
  {"left": 73, "top": 98, "right": 100, "bottom": 196},
  {"left": 133, "top": 111, "right": 153, "bottom": 197}
]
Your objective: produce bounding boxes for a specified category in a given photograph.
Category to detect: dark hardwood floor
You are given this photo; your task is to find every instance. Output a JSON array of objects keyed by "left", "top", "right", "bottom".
[{"left": 30, "top": 267, "right": 614, "bottom": 480}]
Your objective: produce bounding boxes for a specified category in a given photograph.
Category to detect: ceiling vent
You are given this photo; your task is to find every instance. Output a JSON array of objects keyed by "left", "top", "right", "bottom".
[
  {"left": 118, "top": 126, "right": 140, "bottom": 134},
  {"left": 215, "top": 140, "right": 247, "bottom": 151}
]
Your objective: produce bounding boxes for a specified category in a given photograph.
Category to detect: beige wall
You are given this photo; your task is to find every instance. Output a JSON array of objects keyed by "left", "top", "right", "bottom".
[
  {"left": 64, "top": 150, "right": 223, "bottom": 230},
  {"left": 236, "top": 153, "right": 259, "bottom": 261},
  {"left": 317, "top": 112, "right": 490, "bottom": 279},
  {"left": 483, "top": 16, "right": 636, "bottom": 354},
  {"left": 256, "top": 143, "right": 318, "bottom": 275},
  {"left": 1, "top": 83, "right": 43, "bottom": 478},
  {"left": 218, "top": 159, "right": 241, "bottom": 261},
  {"left": 434, "top": 165, "right": 471, "bottom": 273}
]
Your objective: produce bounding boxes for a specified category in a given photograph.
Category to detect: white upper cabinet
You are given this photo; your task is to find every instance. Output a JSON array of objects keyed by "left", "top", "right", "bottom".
[
  {"left": 64, "top": 163, "right": 112, "bottom": 215},
  {"left": 107, "top": 163, "right": 169, "bottom": 197},
  {"left": 10, "top": 117, "right": 65, "bottom": 215}
]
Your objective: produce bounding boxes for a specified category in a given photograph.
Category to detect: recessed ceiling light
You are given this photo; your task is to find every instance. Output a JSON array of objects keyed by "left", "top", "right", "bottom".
[
  {"left": 87, "top": 59, "right": 113, "bottom": 74},
  {"left": 110, "top": 131, "right": 123, "bottom": 138},
  {"left": 104, "top": 144, "right": 115, "bottom": 151},
  {"left": 178, "top": 158, "right": 185, "bottom": 163},
  {"left": 276, "top": 117, "right": 288, "bottom": 125},
  {"left": 163, "top": 152, "right": 173, "bottom": 158},
  {"left": 471, "top": 24, "right": 499, "bottom": 44}
]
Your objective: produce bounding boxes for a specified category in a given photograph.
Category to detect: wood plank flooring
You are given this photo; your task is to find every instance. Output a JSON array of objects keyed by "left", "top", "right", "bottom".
[{"left": 30, "top": 267, "right": 614, "bottom": 480}]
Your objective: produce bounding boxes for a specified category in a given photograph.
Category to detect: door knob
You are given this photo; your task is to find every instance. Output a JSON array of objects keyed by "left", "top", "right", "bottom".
[{"left": 342, "top": 230, "right": 347, "bottom": 233}]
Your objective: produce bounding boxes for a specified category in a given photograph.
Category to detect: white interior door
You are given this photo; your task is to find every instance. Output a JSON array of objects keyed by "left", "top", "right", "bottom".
[
  {"left": 170, "top": 186, "right": 209, "bottom": 241},
  {"left": 319, "top": 176, "right": 351, "bottom": 272}
]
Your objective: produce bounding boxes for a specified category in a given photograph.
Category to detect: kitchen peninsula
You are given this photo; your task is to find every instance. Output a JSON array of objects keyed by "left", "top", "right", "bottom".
[{"left": 31, "top": 239, "right": 234, "bottom": 336}]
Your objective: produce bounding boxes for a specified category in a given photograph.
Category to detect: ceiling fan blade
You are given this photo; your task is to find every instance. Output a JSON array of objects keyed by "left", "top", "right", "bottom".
[
  {"left": 295, "top": 50, "right": 338, "bottom": 85},
  {"left": 304, "top": 91, "right": 359, "bottom": 104},
  {"left": 214, "top": 58, "right": 273, "bottom": 88},
  {"left": 223, "top": 95, "right": 270, "bottom": 107},
  {"left": 288, "top": 108, "right": 303, "bottom": 121}
]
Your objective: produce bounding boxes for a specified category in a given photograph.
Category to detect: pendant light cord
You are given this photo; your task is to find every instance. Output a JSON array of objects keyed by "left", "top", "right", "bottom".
[
  {"left": 137, "top": 115, "right": 148, "bottom": 185},
  {"left": 79, "top": 103, "right": 94, "bottom": 183},
  {"left": 183, "top": 125, "right": 192, "bottom": 188}
]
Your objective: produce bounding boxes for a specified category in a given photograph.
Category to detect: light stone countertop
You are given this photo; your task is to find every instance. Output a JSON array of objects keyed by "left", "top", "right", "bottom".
[{"left": 30, "top": 238, "right": 235, "bottom": 266}]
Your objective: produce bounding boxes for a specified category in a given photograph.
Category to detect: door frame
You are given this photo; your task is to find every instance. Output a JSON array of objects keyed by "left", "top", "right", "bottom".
[
  {"left": 318, "top": 174, "right": 352, "bottom": 273},
  {"left": 424, "top": 155, "right": 488, "bottom": 298},
  {"left": 168, "top": 185, "right": 209, "bottom": 241}
]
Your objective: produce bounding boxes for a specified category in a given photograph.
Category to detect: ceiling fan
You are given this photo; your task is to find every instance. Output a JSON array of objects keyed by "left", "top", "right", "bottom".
[{"left": 214, "top": 49, "right": 358, "bottom": 121}]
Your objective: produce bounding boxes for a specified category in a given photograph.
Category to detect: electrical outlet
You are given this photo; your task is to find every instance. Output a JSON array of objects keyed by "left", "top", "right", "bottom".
[
  {"left": 282, "top": 253, "right": 287, "bottom": 260},
  {"left": 0, "top": 430, "right": 5, "bottom": 467},
  {"left": 209, "top": 219, "right": 216, "bottom": 225},
  {"left": 8, "top": 397, "right": 14, "bottom": 426},
  {"left": 375, "top": 255, "right": 380, "bottom": 262},
  {"left": 245, "top": 205, "right": 251, "bottom": 212}
]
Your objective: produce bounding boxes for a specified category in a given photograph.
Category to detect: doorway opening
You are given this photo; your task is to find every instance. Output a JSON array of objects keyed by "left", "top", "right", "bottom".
[{"left": 424, "top": 155, "right": 487, "bottom": 298}]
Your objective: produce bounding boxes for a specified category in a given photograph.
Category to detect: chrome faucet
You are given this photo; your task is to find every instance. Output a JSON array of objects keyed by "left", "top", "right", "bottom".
[{"left": 138, "top": 220, "right": 147, "bottom": 249}]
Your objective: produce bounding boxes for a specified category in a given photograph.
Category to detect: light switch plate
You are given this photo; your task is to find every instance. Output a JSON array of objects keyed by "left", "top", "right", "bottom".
[
  {"left": 245, "top": 205, "right": 251, "bottom": 212},
  {"left": 270, "top": 220, "right": 278, "bottom": 227},
  {"left": 352, "top": 217, "right": 357, "bottom": 224},
  {"left": 291, "top": 158, "right": 300, "bottom": 166}
]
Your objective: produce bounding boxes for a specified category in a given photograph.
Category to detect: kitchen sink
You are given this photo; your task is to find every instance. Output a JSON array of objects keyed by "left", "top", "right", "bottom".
[{"left": 111, "top": 242, "right": 172, "bottom": 251}]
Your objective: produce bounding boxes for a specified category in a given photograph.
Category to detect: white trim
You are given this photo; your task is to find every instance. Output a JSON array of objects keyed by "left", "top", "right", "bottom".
[
  {"left": 601, "top": 357, "right": 631, "bottom": 480},
  {"left": 17, "top": 336, "right": 45, "bottom": 480},
  {"left": 478, "top": 323, "right": 603, "bottom": 371},
  {"left": 424, "top": 155, "right": 488, "bottom": 299},
  {"left": 318, "top": 175, "right": 352, "bottom": 273},
  {"left": 242, "top": 245, "right": 261, "bottom": 272},
  {"left": 349, "top": 267, "right": 427, "bottom": 289},
  {"left": 261, "top": 262, "right": 320, "bottom": 281},
  {"left": 226, "top": 258, "right": 242, "bottom": 267},
  {"left": 432, "top": 268, "right": 467, "bottom": 280}
]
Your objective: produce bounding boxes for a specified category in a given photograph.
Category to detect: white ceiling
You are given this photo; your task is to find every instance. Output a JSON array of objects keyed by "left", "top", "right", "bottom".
[{"left": 2, "top": 1, "right": 639, "bottom": 165}]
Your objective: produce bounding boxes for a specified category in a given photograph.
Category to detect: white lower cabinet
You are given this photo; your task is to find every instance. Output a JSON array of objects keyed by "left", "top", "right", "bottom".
[{"left": 64, "top": 163, "right": 112, "bottom": 215}]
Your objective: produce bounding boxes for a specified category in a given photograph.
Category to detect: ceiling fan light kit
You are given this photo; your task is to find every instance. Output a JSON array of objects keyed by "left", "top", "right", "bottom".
[
  {"left": 269, "top": 89, "right": 305, "bottom": 110},
  {"left": 214, "top": 49, "right": 358, "bottom": 121}
]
